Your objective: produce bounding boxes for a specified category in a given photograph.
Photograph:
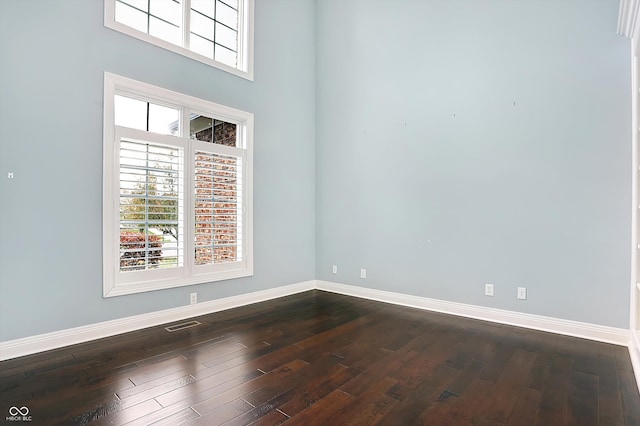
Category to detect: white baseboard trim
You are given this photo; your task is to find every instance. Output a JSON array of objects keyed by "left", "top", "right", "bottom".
[
  {"left": 315, "top": 281, "right": 630, "bottom": 346},
  {"left": 0, "top": 280, "right": 315, "bottom": 361},
  {"left": 629, "top": 331, "right": 640, "bottom": 394},
  {"left": 0, "top": 279, "right": 632, "bottom": 362}
]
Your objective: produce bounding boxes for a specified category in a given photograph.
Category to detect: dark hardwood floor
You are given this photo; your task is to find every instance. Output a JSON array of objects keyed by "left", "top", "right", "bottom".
[{"left": 1, "top": 290, "right": 639, "bottom": 425}]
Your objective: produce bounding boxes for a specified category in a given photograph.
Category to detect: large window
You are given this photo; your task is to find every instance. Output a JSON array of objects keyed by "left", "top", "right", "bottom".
[
  {"left": 104, "top": 0, "right": 254, "bottom": 80},
  {"left": 103, "top": 72, "right": 253, "bottom": 297}
]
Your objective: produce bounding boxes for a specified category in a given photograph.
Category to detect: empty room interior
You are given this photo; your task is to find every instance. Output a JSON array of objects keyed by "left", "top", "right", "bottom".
[{"left": 2, "top": 0, "right": 640, "bottom": 424}]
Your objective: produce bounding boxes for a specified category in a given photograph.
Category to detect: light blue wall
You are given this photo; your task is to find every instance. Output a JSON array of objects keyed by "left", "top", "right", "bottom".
[
  {"left": 0, "top": 0, "right": 632, "bottom": 342},
  {"left": 0, "top": 0, "right": 316, "bottom": 341},
  {"left": 315, "top": 0, "right": 632, "bottom": 328}
]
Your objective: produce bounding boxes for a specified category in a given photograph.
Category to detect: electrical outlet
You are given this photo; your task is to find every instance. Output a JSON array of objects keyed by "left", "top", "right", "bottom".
[
  {"left": 332, "top": 265, "right": 337, "bottom": 274},
  {"left": 360, "top": 269, "right": 366, "bottom": 279},
  {"left": 517, "top": 287, "right": 527, "bottom": 300},
  {"left": 484, "top": 283, "right": 494, "bottom": 297},
  {"left": 190, "top": 292, "right": 197, "bottom": 305}
]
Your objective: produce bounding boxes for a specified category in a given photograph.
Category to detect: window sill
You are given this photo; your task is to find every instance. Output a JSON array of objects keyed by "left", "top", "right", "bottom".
[{"left": 103, "top": 267, "right": 254, "bottom": 298}]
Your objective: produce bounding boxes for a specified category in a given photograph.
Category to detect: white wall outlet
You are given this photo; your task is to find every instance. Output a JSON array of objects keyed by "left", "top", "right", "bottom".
[
  {"left": 332, "top": 265, "right": 337, "bottom": 274},
  {"left": 484, "top": 283, "right": 494, "bottom": 297},
  {"left": 190, "top": 292, "right": 197, "bottom": 305},
  {"left": 360, "top": 268, "right": 366, "bottom": 279},
  {"left": 7, "top": 172, "right": 13, "bottom": 179},
  {"left": 517, "top": 287, "right": 527, "bottom": 300}
]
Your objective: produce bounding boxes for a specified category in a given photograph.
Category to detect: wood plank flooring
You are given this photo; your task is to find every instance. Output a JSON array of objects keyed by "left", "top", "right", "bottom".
[{"left": 1, "top": 290, "right": 639, "bottom": 425}]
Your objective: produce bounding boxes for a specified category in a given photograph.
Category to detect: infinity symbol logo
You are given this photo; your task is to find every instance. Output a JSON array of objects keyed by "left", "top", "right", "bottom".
[{"left": 8, "top": 406, "right": 29, "bottom": 416}]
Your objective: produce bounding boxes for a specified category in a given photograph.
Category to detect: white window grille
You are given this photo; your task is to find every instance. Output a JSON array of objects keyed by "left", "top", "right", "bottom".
[{"left": 104, "top": 0, "right": 254, "bottom": 80}]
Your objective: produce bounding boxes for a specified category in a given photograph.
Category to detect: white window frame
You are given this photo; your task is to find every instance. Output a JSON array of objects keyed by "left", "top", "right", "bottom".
[
  {"left": 104, "top": 0, "right": 255, "bottom": 81},
  {"left": 103, "top": 72, "right": 253, "bottom": 297}
]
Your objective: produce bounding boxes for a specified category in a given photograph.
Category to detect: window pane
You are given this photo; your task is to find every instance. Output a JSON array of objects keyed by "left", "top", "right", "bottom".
[
  {"left": 190, "top": 10, "right": 214, "bottom": 40},
  {"left": 191, "top": 0, "right": 215, "bottom": 18},
  {"left": 215, "top": 22, "right": 237, "bottom": 51},
  {"left": 148, "top": 103, "right": 180, "bottom": 135},
  {"left": 149, "top": 16, "right": 181, "bottom": 45},
  {"left": 194, "top": 151, "right": 242, "bottom": 265},
  {"left": 216, "top": 1, "right": 238, "bottom": 30},
  {"left": 115, "top": 95, "right": 147, "bottom": 131},
  {"left": 115, "top": 1, "right": 148, "bottom": 33},
  {"left": 150, "top": 0, "right": 182, "bottom": 26},
  {"left": 115, "top": 95, "right": 179, "bottom": 135},
  {"left": 215, "top": 44, "right": 237, "bottom": 67},
  {"left": 190, "top": 115, "right": 237, "bottom": 147},
  {"left": 220, "top": 0, "right": 238, "bottom": 10},
  {"left": 190, "top": 33, "right": 214, "bottom": 58},
  {"left": 119, "top": 0, "right": 148, "bottom": 12},
  {"left": 119, "top": 140, "right": 183, "bottom": 271}
]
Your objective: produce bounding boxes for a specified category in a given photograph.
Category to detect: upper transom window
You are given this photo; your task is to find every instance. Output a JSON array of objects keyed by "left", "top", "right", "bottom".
[{"left": 104, "top": 0, "right": 254, "bottom": 80}]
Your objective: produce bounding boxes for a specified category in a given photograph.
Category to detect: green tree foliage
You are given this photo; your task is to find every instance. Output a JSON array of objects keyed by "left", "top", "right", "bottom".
[
  {"left": 122, "top": 173, "right": 179, "bottom": 239},
  {"left": 120, "top": 164, "right": 179, "bottom": 269}
]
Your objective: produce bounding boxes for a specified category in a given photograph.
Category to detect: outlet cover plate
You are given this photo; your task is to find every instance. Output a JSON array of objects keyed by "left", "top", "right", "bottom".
[
  {"left": 485, "top": 283, "right": 494, "bottom": 297},
  {"left": 517, "top": 287, "right": 527, "bottom": 300}
]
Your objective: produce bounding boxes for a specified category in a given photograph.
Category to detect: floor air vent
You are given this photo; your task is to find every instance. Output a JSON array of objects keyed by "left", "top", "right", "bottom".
[{"left": 165, "top": 320, "right": 201, "bottom": 332}]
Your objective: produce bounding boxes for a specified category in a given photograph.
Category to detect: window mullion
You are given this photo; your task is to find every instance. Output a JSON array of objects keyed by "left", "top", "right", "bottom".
[
  {"left": 182, "top": 108, "right": 195, "bottom": 278},
  {"left": 145, "top": 144, "right": 150, "bottom": 267},
  {"left": 183, "top": 0, "right": 191, "bottom": 49},
  {"left": 147, "top": 0, "right": 151, "bottom": 35}
]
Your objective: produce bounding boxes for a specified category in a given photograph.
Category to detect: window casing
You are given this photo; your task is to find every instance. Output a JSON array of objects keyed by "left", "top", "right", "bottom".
[
  {"left": 104, "top": 0, "right": 254, "bottom": 81},
  {"left": 103, "top": 72, "right": 253, "bottom": 297}
]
